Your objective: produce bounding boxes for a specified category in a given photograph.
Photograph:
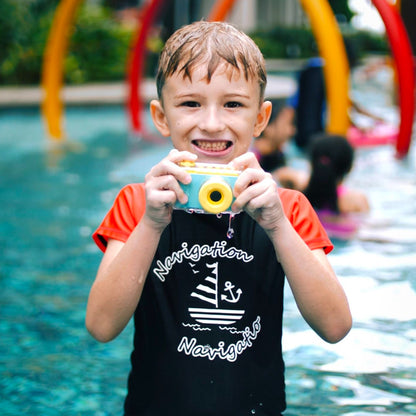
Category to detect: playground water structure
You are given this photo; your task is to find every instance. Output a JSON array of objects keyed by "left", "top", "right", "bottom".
[
  {"left": 1, "top": 0, "right": 415, "bottom": 412},
  {"left": 1, "top": 66, "right": 416, "bottom": 414},
  {"left": 42, "top": 0, "right": 414, "bottom": 158}
]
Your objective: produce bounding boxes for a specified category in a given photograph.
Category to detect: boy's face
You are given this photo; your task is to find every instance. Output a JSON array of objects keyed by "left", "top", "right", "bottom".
[{"left": 150, "top": 63, "right": 271, "bottom": 164}]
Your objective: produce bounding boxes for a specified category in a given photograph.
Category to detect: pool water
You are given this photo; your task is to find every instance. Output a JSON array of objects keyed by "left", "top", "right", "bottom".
[{"left": 1, "top": 101, "right": 415, "bottom": 415}]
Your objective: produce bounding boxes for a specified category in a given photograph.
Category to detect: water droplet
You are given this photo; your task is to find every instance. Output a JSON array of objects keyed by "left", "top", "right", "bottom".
[{"left": 226, "top": 213, "right": 235, "bottom": 239}]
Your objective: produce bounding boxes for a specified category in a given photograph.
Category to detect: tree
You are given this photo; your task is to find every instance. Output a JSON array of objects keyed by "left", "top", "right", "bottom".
[
  {"left": 328, "top": 0, "right": 354, "bottom": 22},
  {"left": 401, "top": 0, "right": 416, "bottom": 55}
]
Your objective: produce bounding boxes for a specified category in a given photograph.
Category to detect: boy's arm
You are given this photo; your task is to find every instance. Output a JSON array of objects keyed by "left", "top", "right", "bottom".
[
  {"left": 86, "top": 150, "right": 197, "bottom": 343},
  {"left": 267, "top": 219, "right": 352, "bottom": 343},
  {"left": 85, "top": 218, "right": 163, "bottom": 343},
  {"left": 231, "top": 153, "right": 352, "bottom": 343}
]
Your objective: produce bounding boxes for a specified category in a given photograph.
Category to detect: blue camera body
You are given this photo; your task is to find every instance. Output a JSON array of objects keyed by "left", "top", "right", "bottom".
[{"left": 174, "top": 162, "right": 241, "bottom": 214}]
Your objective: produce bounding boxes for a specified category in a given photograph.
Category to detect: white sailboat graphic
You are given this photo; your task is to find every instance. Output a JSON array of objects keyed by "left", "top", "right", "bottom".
[{"left": 188, "top": 262, "right": 245, "bottom": 325}]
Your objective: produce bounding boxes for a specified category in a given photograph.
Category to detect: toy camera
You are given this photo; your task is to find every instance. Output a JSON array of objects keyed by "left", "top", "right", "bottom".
[{"left": 174, "top": 161, "right": 241, "bottom": 214}]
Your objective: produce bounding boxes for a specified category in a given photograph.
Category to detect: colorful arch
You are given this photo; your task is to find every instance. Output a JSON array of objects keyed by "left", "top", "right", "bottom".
[
  {"left": 42, "top": 0, "right": 349, "bottom": 141},
  {"left": 299, "top": 0, "right": 350, "bottom": 135},
  {"left": 208, "top": 0, "right": 238, "bottom": 21},
  {"left": 126, "top": 0, "right": 238, "bottom": 135},
  {"left": 41, "top": 0, "right": 84, "bottom": 140},
  {"left": 45, "top": 0, "right": 412, "bottom": 157},
  {"left": 128, "top": 0, "right": 349, "bottom": 138},
  {"left": 127, "top": 0, "right": 165, "bottom": 135},
  {"left": 371, "top": 0, "right": 414, "bottom": 158}
]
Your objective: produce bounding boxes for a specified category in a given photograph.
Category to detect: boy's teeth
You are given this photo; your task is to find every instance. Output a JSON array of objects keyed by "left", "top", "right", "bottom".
[{"left": 195, "top": 140, "right": 228, "bottom": 151}]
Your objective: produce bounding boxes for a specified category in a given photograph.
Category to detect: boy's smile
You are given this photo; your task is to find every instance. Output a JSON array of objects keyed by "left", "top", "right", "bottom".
[{"left": 150, "top": 63, "right": 271, "bottom": 164}]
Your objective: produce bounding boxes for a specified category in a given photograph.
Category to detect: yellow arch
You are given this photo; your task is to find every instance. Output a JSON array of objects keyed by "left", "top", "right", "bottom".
[
  {"left": 42, "top": 0, "right": 349, "bottom": 139},
  {"left": 299, "top": 0, "right": 350, "bottom": 135},
  {"left": 41, "top": 0, "right": 84, "bottom": 140}
]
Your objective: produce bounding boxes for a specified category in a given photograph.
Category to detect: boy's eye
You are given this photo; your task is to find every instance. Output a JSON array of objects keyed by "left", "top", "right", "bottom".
[
  {"left": 181, "top": 101, "right": 200, "bottom": 108},
  {"left": 225, "top": 101, "right": 242, "bottom": 108}
]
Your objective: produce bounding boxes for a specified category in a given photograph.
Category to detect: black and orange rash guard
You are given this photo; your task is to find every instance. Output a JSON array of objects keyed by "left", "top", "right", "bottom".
[{"left": 93, "top": 184, "right": 332, "bottom": 416}]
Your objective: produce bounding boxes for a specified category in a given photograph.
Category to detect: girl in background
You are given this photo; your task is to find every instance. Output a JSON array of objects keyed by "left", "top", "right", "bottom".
[{"left": 303, "top": 133, "right": 370, "bottom": 214}]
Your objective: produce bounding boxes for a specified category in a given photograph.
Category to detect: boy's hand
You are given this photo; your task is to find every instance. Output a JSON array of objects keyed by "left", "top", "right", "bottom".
[
  {"left": 143, "top": 149, "right": 197, "bottom": 232},
  {"left": 230, "top": 152, "right": 286, "bottom": 232}
]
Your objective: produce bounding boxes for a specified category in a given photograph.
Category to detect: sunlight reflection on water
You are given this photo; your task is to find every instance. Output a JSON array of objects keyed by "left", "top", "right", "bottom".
[{"left": 1, "top": 67, "right": 415, "bottom": 414}]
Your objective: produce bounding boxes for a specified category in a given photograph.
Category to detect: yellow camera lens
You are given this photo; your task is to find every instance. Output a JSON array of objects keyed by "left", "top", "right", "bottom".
[{"left": 199, "top": 179, "right": 233, "bottom": 214}]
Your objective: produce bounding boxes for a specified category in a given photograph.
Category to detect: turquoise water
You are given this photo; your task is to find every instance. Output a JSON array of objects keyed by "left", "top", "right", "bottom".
[{"left": 1, "top": 101, "right": 415, "bottom": 415}]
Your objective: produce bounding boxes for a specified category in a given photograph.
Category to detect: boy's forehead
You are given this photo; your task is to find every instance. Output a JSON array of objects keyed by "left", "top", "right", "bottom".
[
  {"left": 160, "top": 62, "right": 263, "bottom": 106},
  {"left": 170, "top": 60, "right": 251, "bottom": 85},
  {"left": 162, "top": 63, "right": 261, "bottom": 103}
]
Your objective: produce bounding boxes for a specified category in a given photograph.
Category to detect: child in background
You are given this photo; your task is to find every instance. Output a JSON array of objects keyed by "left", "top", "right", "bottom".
[
  {"left": 289, "top": 40, "right": 386, "bottom": 151},
  {"left": 303, "top": 133, "right": 370, "bottom": 214},
  {"left": 253, "top": 98, "right": 296, "bottom": 172},
  {"left": 253, "top": 99, "right": 309, "bottom": 190},
  {"left": 86, "top": 21, "right": 351, "bottom": 416}
]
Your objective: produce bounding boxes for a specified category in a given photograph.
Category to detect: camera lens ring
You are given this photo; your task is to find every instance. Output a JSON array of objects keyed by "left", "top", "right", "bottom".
[{"left": 199, "top": 179, "right": 233, "bottom": 214}]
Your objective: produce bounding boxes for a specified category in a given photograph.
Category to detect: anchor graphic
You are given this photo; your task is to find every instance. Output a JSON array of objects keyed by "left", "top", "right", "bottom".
[
  {"left": 188, "top": 263, "right": 245, "bottom": 325},
  {"left": 221, "top": 281, "right": 242, "bottom": 303}
]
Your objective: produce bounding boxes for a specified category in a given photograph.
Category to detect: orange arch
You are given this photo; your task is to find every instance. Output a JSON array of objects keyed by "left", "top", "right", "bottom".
[
  {"left": 208, "top": 0, "right": 238, "bottom": 21},
  {"left": 41, "top": 0, "right": 84, "bottom": 140},
  {"left": 43, "top": 0, "right": 350, "bottom": 142},
  {"left": 128, "top": 0, "right": 349, "bottom": 138}
]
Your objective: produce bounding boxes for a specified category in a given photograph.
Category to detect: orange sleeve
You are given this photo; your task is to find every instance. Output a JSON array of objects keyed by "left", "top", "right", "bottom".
[
  {"left": 279, "top": 188, "right": 334, "bottom": 254},
  {"left": 92, "top": 184, "right": 332, "bottom": 254},
  {"left": 92, "top": 183, "right": 146, "bottom": 252}
]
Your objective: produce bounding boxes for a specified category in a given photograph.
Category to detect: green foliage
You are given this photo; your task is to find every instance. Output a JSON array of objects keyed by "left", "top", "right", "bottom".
[
  {"left": 250, "top": 27, "right": 388, "bottom": 60},
  {"left": 346, "top": 31, "right": 389, "bottom": 56},
  {"left": 250, "top": 27, "right": 317, "bottom": 59},
  {"left": 0, "top": 0, "right": 389, "bottom": 86},
  {"left": 328, "top": 0, "right": 354, "bottom": 22},
  {"left": 0, "top": 0, "right": 58, "bottom": 84},
  {"left": 0, "top": 1, "right": 133, "bottom": 85},
  {"left": 66, "top": 5, "right": 134, "bottom": 84}
]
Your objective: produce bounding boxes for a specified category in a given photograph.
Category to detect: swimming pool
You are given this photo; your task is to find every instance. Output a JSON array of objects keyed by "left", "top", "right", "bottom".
[{"left": 0, "top": 102, "right": 415, "bottom": 415}]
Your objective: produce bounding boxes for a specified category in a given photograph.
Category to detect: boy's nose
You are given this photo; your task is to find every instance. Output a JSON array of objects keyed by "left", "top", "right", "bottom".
[{"left": 199, "top": 106, "right": 225, "bottom": 132}]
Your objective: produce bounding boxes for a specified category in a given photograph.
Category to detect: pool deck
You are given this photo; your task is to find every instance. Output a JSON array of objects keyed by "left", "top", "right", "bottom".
[{"left": 0, "top": 74, "right": 297, "bottom": 108}]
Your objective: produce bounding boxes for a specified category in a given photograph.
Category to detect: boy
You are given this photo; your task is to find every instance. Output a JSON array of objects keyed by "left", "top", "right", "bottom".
[{"left": 86, "top": 21, "right": 351, "bottom": 416}]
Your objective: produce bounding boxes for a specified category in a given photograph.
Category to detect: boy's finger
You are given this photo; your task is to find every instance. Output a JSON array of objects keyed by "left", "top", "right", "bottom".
[
  {"left": 167, "top": 149, "right": 197, "bottom": 164},
  {"left": 147, "top": 175, "right": 189, "bottom": 205},
  {"left": 150, "top": 155, "right": 196, "bottom": 185},
  {"left": 234, "top": 168, "right": 268, "bottom": 195},
  {"left": 166, "top": 150, "right": 198, "bottom": 184},
  {"left": 229, "top": 152, "right": 260, "bottom": 171}
]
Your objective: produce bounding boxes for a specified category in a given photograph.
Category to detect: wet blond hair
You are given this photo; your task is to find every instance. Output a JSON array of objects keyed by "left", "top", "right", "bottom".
[{"left": 155, "top": 21, "right": 267, "bottom": 102}]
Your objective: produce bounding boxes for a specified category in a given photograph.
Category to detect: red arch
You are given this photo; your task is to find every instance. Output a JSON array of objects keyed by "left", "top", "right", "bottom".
[
  {"left": 127, "top": 0, "right": 165, "bottom": 136},
  {"left": 127, "top": 0, "right": 237, "bottom": 138},
  {"left": 372, "top": 0, "right": 415, "bottom": 158},
  {"left": 127, "top": 0, "right": 350, "bottom": 141}
]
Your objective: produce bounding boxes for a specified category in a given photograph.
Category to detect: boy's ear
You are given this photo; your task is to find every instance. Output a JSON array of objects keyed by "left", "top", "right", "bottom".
[
  {"left": 253, "top": 100, "right": 272, "bottom": 138},
  {"left": 150, "top": 99, "right": 171, "bottom": 137}
]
